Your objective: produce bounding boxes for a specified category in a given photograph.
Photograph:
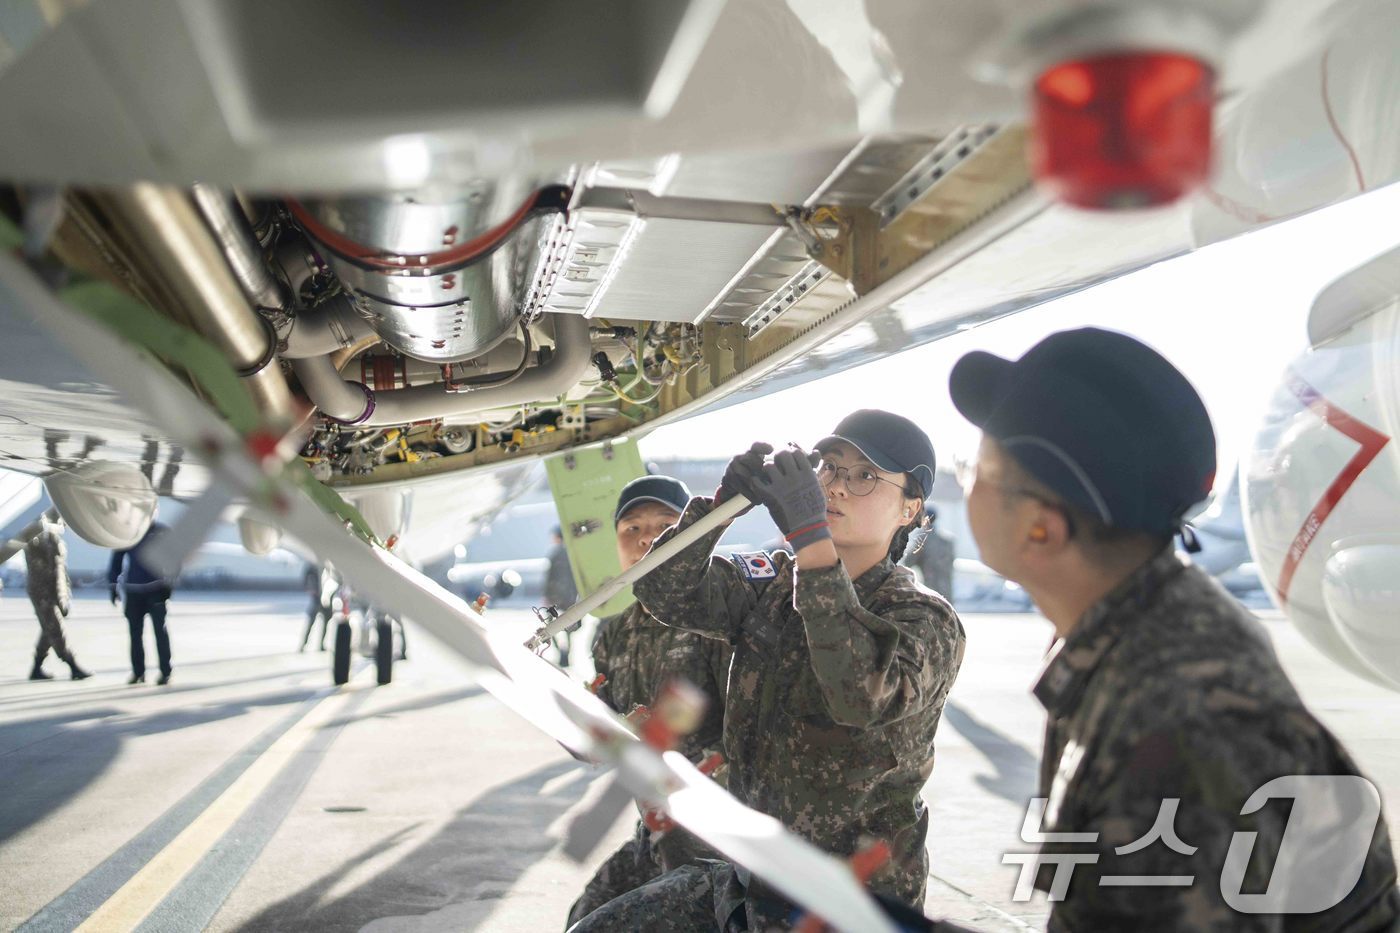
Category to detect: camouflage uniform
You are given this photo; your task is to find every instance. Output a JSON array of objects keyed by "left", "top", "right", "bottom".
[
  {"left": 1034, "top": 547, "right": 1400, "bottom": 932},
  {"left": 567, "top": 600, "right": 733, "bottom": 927},
  {"left": 575, "top": 496, "right": 965, "bottom": 931},
  {"left": 25, "top": 527, "right": 74, "bottom": 667},
  {"left": 568, "top": 862, "right": 740, "bottom": 933}
]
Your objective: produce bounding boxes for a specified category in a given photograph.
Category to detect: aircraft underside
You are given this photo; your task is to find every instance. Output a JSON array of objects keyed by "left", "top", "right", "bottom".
[{"left": 0, "top": 0, "right": 1395, "bottom": 563}]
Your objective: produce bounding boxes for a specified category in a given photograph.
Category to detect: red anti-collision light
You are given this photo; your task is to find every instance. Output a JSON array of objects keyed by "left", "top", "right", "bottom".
[{"left": 1032, "top": 51, "right": 1215, "bottom": 209}]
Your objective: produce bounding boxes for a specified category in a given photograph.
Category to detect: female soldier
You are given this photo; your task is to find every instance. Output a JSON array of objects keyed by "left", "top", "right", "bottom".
[{"left": 571, "top": 409, "right": 965, "bottom": 932}]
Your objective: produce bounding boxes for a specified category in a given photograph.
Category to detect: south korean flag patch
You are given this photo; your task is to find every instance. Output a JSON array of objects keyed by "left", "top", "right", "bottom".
[{"left": 732, "top": 551, "right": 777, "bottom": 580}]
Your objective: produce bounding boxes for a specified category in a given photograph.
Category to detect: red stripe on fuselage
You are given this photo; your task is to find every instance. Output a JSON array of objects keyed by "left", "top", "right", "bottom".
[{"left": 1275, "top": 371, "right": 1391, "bottom": 603}]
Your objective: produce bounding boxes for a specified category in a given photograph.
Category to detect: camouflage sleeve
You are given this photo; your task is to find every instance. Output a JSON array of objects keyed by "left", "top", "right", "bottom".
[
  {"left": 632, "top": 496, "right": 758, "bottom": 643},
  {"left": 671, "top": 635, "right": 733, "bottom": 762},
  {"left": 793, "top": 563, "right": 964, "bottom": 728},
  {"left": 1045, "top": 718, "right": 1293, "bottom": 933},
  {"left": 590, "top": 616, "right": 619, "bottom": 713},
  {"left": 56, "top": 538, "right": 71, "bottom": 611}
]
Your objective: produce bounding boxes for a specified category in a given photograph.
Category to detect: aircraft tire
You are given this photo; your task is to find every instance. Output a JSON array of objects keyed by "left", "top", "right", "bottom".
[
  {"left": 375, "top": 619, "right": 393, "bottom": 685},
  {"left": 333, "top": 620, "right": 352, "bottom": 685}
]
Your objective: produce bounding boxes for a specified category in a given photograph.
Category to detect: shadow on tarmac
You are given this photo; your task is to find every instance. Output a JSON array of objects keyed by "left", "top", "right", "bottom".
[
  {"left": 231, "top": 759, "right": 597, "bottom": 932},
  {"left": 0, "top": 665, "right": 326, "bottom": 718},
  {"left": 322, "top": 686, "right": 486, "bottom": 728},
  {"left": 942, "top": 701, "right": 1040, "bottom": 805},
  {"left": 0, "top": 651, "right": 302, "bottom": 693},
  {"left": 0, "top": 685, "right": 318, "bottom": 844}
]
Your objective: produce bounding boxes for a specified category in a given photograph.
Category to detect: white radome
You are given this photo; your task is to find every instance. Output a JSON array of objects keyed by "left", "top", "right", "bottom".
[{"left": 1245, "top": 260, "right": 1400, "bottom": 688}]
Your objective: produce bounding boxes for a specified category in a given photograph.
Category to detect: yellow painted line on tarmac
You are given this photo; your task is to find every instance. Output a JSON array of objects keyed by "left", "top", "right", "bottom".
[{"left": 74, "top": 677, "right": 368, "bottom": 933}]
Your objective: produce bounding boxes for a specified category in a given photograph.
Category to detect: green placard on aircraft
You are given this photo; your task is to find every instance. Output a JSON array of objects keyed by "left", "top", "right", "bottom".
[{"left": 544, "top": 438, "right": 647, "bottom": 618}]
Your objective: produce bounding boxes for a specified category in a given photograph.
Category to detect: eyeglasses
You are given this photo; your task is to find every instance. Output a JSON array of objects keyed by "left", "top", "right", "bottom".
[
  {"left": 955, "top": 452, "right": 1022, "bottom": 496},
  {"left": 955, "top": 453, "right": 1077, "bottom": 538},
  {"left": 816, "top": 459, "right": 905, "bottom": 497}
]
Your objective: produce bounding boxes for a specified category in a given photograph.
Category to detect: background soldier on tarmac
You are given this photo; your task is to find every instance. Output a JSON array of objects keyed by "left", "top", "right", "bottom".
[
  {"left": 571, "top": 410, "right": 964, "bottom": 932},
  {"left": 300, "top": 563, "right": 339, "bottom": 652},
  {"left": 567, "top": 475, "right": 733, "bottom": 929},
  {"left": 905, "top": 503, "right": 955, "bottom": 605},
  {"left": 24, "top": 512, "right": 90, "bottom": 681},
  {"left": 546, "top": 526, "right": 580, "bottom": 667},
  {"left": 948, "top": 328, "right": 1399, "bottom": 931}
]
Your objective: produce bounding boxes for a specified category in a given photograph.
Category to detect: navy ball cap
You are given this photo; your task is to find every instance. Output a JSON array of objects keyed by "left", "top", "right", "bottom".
[
  {"left": 615, "top": 475, "right": 691, "bottom": 524},
  {"left": 949, "top": 328, "right": 1216, "bottom": 535},
  {"left": 815, "top": 409, "right": 936, "bottom": 499}
]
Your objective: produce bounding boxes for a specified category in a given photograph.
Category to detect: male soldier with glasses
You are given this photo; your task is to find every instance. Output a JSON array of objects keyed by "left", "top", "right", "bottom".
[{"left": 947, "top": 328, "right": 1398, "bottom": 931}]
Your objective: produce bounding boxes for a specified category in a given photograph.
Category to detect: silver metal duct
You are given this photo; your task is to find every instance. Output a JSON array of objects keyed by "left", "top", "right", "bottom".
[
  {"left": 287, "top": 185, "right": 569, "bottom": 363},
  {"left": 292, "top": 313, "right": 592, "bottom": 428},
  {"left": 190, "top": 189, "right": 382, "bottom": 362},
  {"left": 279, "top": 293, "right": 378, "bottom": 359},
  {"left": 191, "top": 183, "right": 286, "bottom": 311},
  {"left": 100, "top": 185, "right": 293, "bottom": 419},
  {"left": 290, "top": 355, "right": 378, "bottom": 424}
]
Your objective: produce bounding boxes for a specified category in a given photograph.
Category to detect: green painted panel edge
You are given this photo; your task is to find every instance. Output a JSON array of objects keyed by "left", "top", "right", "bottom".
[{"left": 544, "top": 439, "right": 646, "bottom": 618}]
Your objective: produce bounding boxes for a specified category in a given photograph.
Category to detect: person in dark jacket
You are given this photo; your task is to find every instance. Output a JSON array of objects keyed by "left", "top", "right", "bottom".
[{"left": 108, "top": 522, "right": 174, "bottom": 685}]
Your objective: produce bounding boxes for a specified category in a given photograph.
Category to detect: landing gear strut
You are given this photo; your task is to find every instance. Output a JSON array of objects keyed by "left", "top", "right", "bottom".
[
  {"left": 375, "top": 618, "right": 393, "bottom": 685},
  {"left": 333, "top": 618, "right": 352, "bottom": 685}
]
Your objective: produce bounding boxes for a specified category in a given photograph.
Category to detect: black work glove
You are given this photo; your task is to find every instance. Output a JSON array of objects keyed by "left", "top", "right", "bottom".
[
  {"left": 745, "top": 447, "right": 831, "bottom": 552},
  {"left": 714, "top": 442, "right": 773, "bottom": 510},
  {"left": 109, "top": 587, "right": 119, "bottom": 606}
]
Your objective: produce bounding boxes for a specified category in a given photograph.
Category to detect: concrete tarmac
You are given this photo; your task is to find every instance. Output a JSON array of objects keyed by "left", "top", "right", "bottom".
[{"left": 0, "top": 593, "right": 1397, "bottom": 931}]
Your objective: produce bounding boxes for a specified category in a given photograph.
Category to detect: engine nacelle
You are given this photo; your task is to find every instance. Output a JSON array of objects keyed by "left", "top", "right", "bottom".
[
  {"left": 238, "top": 513, "right": 283, "bottom": 557},
  {"left": 43, "top": 460, "right": 158, "bottom": 549},
  {"left": 1243, "top": 249, "right": 1400, "bottom": 688}
]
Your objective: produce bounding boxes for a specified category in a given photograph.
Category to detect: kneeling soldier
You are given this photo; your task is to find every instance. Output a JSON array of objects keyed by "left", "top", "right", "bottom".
[{"left": 567, "top": 475, "right": 733, "bottom": 928}]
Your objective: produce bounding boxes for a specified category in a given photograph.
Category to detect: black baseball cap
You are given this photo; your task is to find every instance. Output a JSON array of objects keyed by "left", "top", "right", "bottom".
[
  {"left": 614, "top": 475, "right": 691, "bottom": 524},
  {"left": 949, "top": 327, "right": 1216, "bottom": 535},
  {"left": 815, "top": 409, "right": 936, "bottom": 498}
]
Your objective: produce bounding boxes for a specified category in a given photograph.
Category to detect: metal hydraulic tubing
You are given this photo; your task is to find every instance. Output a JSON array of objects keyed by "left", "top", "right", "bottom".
[
  {"left": 191, "top": 183, "right": 285, "bottom": 312},
  {"left": 102, "top": 185, "right": 293, "bottom": 420},
  {"left": 368, "top": 313, "right": 592, "bottom": 426},
  {"left": 290, "top": 354, "right": 376, "bottom": 424},
  {"left": 526, "top": 494, "right": 751, "bottom": 649},
  {"left": 192, "top": 186, "right": 379, "bottom": 359},
  {"left": 295, "top": 313, "right": 593, "bottom": 427},
  {"left": 279, "top": 294, "right": 377, "bottom": 358}
]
